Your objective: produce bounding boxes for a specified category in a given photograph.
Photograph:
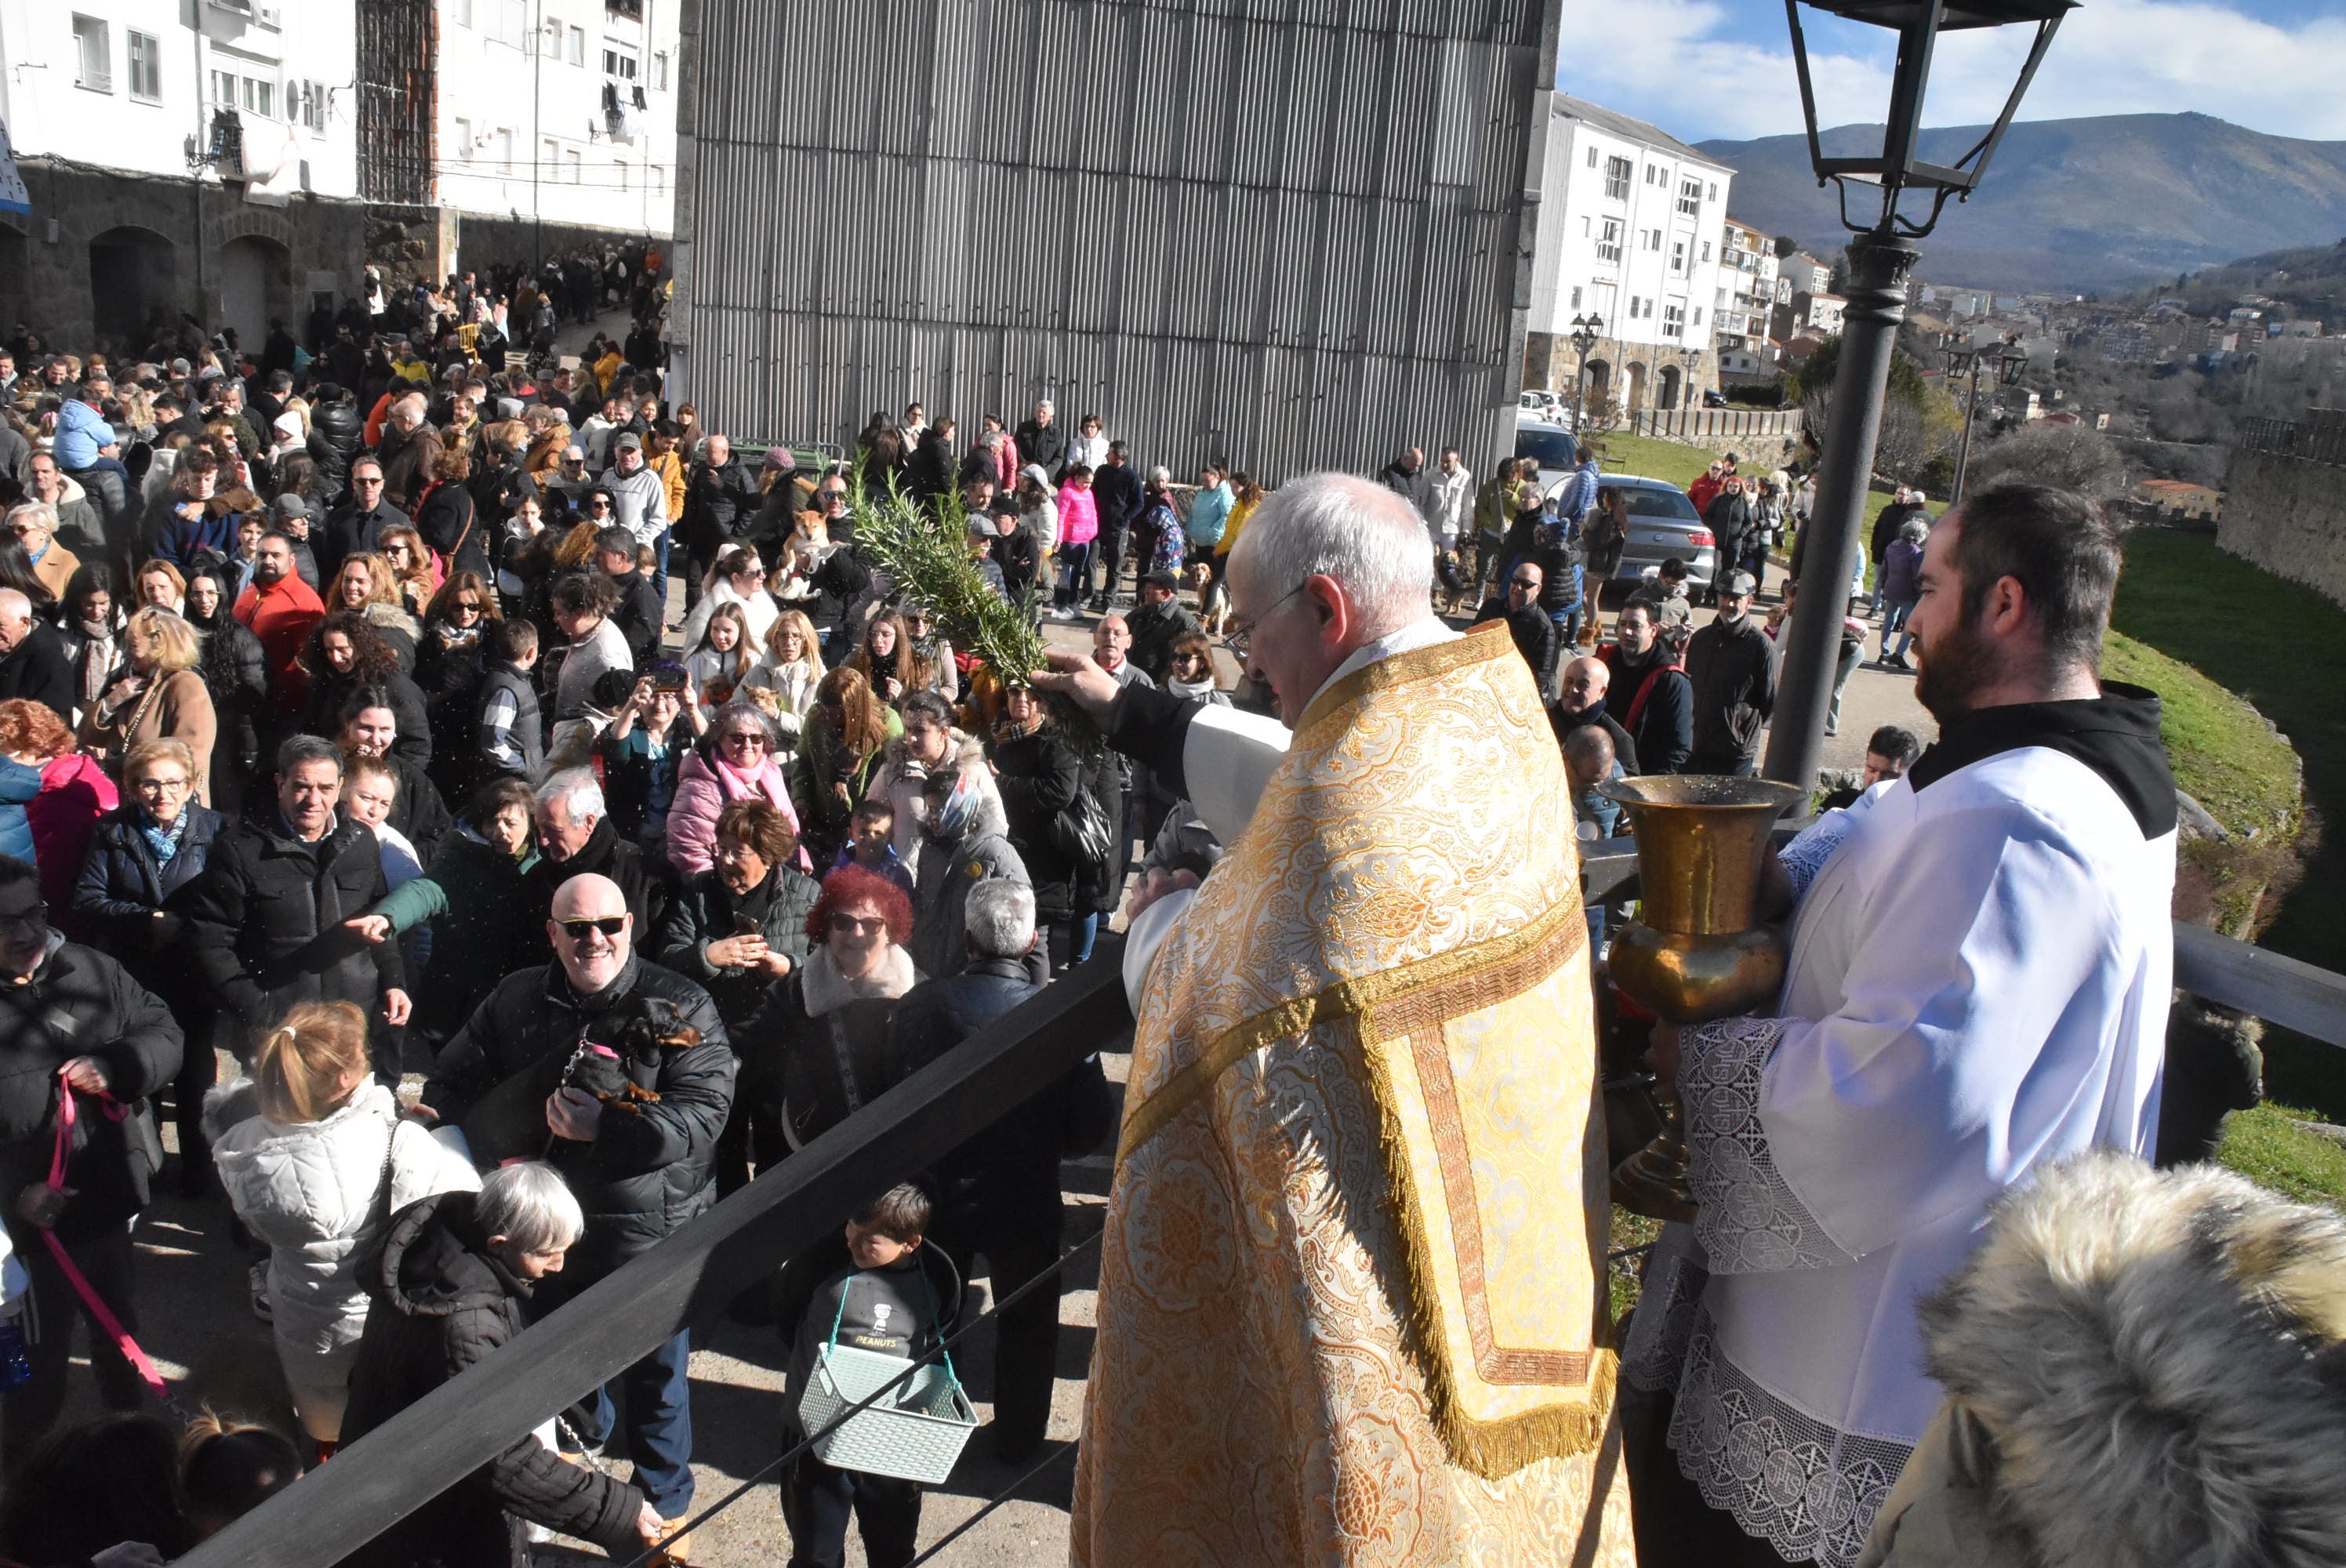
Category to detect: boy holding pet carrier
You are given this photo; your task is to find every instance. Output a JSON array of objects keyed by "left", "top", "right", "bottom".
[{"left": 782, "top": 1183, "right": 957, "bottom": 1568}]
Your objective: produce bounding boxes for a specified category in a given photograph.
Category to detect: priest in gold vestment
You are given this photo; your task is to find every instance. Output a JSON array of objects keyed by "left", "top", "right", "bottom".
[{"left": 1039, "top": 475, "right": 1636, "bottom": 1566}]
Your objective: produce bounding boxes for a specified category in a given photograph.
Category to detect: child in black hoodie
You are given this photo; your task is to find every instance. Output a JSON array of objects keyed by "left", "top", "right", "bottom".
[{"left": 782, "top": 1183, "right": 949, "bottom": 1568}]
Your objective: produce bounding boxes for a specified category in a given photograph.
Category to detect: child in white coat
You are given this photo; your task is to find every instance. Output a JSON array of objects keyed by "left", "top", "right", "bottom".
[{"left": 208, "top": 1000, "right": 478, "bottom": 1453}]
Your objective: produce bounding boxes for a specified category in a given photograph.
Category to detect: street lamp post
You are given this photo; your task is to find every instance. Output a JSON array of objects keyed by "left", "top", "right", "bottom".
[
  {"left": 1762, "top": 0, "right": 2075, "bottom": 796},
  {"left": 1569, "top": 314, "right": 1603, "bottom": 434},
  {"left": 1679, "top": 344, "right": 1702, "bottom": 436},
  {"left": 1944, "top": 336, "right": 2032, "bottom": 504}
]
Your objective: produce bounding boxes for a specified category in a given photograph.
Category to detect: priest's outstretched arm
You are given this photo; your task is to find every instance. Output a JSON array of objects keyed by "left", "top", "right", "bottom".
[{"left": 1673, "top": 800, "right": 2130, "bottom": 1275}]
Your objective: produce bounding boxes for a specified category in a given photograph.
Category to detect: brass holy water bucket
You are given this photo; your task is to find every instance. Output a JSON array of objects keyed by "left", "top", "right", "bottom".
[{"left": 1599, "top": 775, "right": 1807, "bottom": 1222}]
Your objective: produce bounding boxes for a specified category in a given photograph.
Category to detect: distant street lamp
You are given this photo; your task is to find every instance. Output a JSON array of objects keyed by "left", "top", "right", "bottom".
[
  {"left": 1763, "top": 0, "right": 2075, "bottom": 795},
  {"left": 1679, "top": 344, "right": 1703, "bottom": 430},
  {"left": 1945, "top": 335, "right": 2033, "bottom": 503},
  {"left": 1570, "top": 314, "right": 1604, "bottom": 433}
]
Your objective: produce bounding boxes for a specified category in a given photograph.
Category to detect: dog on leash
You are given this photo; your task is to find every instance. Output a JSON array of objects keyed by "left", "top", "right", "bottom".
[
  {"left": 1434, "top": 548, "right": 1473, "bottom": 617},
  {"left": 1189, "top": 561, "right": 1231, "bottom": 635}
]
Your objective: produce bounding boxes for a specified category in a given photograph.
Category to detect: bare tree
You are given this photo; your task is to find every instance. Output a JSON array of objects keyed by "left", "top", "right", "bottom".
[{"left": 1966, "top": 420, "right": 2129, "bottom": 500}]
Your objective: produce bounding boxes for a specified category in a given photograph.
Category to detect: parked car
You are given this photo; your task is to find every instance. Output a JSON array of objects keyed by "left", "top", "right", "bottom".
[
  {"left": 1513, "top": 418, "right": 1582, "bottom": 491},
  {"left": 1517, "top": 389, "right": 1569, "bottom": 423},
  {"left": 1543, "top": 471, "right": 1717, "bottom": 601}
]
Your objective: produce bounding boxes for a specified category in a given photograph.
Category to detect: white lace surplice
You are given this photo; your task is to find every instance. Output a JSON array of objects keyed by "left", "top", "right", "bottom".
[{"left": 1625, "top": 750, "right": 2173, "bottom": 1568}]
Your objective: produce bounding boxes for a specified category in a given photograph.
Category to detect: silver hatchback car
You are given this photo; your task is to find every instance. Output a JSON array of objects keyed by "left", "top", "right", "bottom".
[{"left": 1542, "top": 471, "right": 1717, "bottom": 601}]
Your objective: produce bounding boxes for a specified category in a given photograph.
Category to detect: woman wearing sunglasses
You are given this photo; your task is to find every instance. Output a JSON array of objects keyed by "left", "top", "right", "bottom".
[
  {"left": 737, "top": 864, "right": 918, "bottom": 1161},
  {"left": 664, "top": 702, "right": 804, "bottom": 881}
]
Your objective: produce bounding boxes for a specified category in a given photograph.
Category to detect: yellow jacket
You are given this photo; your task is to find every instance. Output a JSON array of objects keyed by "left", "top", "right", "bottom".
[{"left": 651, "top": 448, "right": 687, "bottom": 521}]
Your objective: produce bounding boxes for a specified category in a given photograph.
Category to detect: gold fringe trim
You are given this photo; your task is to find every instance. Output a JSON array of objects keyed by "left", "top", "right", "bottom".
[
  {"left": 1117, "top": 892, "right": 1586, "bottom": 1165},
  {"left": 1353, "top": 1010, "right": 1617, "bottom": 1479},
  {"left": 1294, "top": 619, "right": 1516, "bottom": 742}
]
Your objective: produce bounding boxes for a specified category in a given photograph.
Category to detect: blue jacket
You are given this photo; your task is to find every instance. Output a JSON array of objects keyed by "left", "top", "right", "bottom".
[
  {"left": 1556, "top": 459, "right": 1601, "bottom": 526},
  {"left": 0, "top": 757, "right": 36, "bottom": 864},
  {"left": 154, "top": 506, "right": 244, "bottom": 567},
  {"left": 53, "top": 401, "right": 115, "bottom": 470},
  {"left": 74, "top": 804, "right": 225, "bottom": 935},
  {"left": 1185, "top": 482, "right": 1233, "bottom": 547}
]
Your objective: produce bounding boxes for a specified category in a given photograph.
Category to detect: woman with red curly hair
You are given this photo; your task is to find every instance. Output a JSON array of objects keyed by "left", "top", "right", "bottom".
[
  {"left": 736, "top": 863, "right": 917, "bottom": 1167},
  {"left": 0, "top": 698, "right": 118, "bottom": 915}
]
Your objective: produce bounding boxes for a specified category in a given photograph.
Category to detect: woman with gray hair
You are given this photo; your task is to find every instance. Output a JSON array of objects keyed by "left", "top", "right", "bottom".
[
  {"left": 340, "top": 1160, "right": 669, "bottom": 1563},
  {"left": 1876, "top": 512, "right": 1930, "bottom": 670},
  {"left": 666, "top": 699, "right": 805, "bottom": 878}
]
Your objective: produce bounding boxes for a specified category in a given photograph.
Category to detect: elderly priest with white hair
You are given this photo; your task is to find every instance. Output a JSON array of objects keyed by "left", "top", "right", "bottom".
[{"left": 1037, "top": 473, "right": 1634, "bottom": 1565}]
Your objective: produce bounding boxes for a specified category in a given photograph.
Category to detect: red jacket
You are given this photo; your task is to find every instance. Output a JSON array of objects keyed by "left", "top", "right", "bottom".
[{"left": 235, "top": 574, "right": 327, "bottom": 719}]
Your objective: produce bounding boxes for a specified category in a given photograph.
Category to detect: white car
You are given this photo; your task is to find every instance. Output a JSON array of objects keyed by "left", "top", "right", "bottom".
[{"left": 1517, "top": 390, "right": 1570, "bottom": 424}]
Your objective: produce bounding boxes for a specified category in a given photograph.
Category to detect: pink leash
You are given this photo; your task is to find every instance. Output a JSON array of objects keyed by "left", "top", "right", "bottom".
[{"left": 41, "top": 1070, "right": 171, "bottom": 1405}]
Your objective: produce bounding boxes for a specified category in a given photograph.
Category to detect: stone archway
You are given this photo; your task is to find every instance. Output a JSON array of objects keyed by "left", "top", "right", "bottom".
[
  {"left": 1581, "top": 357, "right": 1611, "bottom": 412},
  {"left": 218, "top": 234, "right": 295, "bottom": 356},
  {"left": 1658, "top": 365, "right": 1682, "bottom": 411},
  {"left": 1625, "top": 361, "right": 1649, "bottom": 413},
  {"left": 88, "top": 227, "right": 178, "bottom": 352}
]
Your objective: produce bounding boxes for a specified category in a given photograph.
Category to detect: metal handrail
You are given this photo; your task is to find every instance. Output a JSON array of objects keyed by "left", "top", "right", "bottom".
[{"left": 180, "top": 941, "right": 1132, "bottom": 1568}]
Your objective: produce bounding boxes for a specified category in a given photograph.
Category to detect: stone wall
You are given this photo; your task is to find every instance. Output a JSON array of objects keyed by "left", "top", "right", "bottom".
[
  {"left": 2221, "top": 411, "right": 2346, "bottom": 611},
  {"left": 0, "top": 158, "right": 369, "bottom": 353}
]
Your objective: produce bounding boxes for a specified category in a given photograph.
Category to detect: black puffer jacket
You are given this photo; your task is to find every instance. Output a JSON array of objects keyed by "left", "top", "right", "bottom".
[
  {"left": 652, "top": 864, "right": 820, "bottom": 1027},
  {"left": 340, "top": 1190, "right": 646, "bottom": 1568},
  {"left": 422, "top": 956, "right": 733, "bottom": 1273},
  {"left": 189, "top": 603, "right": 268, "bottom": 814},
  {"left": 0, "top": 941, "right": 181, "bottom": 1247},
  {"left": 172, "top": 815, "right": 403, "bottom": 1034},
  {"left": 306, "top": 400, "right": 366, "bottom": 506}
]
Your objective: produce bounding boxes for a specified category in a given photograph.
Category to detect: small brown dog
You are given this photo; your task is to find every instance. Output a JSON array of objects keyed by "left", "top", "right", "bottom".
[
  {"left": 1434, "top": 548, "right": 1473, "bottom": 617},
  {"left": 1189, "top": 560, "right": 1231, "bottom": 635}
]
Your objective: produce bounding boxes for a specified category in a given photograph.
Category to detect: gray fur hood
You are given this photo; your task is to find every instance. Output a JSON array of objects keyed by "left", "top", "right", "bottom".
[{"left": 1863, "top": 1149, "right": 2346, "bottom": 1568}]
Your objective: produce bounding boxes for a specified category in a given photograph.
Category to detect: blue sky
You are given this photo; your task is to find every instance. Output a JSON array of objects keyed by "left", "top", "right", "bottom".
[{"left": 1563, "top": 1, "right": 2346, "bottom": 145}]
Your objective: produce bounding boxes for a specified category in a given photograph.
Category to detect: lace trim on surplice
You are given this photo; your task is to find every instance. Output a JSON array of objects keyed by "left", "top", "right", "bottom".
[
  {"left": 1666, "top": 1305, "right": 1911, "bottom": 1568},
  {"left": 1680, "top": 1016, "right": 1854, "bottom": 1274}
]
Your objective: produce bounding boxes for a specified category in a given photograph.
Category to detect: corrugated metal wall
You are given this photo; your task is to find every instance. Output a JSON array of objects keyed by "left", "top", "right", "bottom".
[{"left": 670, "top": 0, "right": 1558, "bottom": 483}]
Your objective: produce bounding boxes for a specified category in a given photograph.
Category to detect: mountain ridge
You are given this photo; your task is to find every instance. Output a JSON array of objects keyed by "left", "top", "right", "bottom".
[{"left": 1696, "top": 112, "right": 2346, "bottom": 296}]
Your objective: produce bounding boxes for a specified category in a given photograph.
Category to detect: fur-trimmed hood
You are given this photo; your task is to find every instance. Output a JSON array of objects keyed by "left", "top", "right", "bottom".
[{"left": 1867, "top": 1149, "right": 2346, "bottom": 1568}]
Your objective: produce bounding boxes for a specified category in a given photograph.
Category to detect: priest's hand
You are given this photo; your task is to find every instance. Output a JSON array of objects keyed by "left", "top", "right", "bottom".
[
  {"left": 1030, "top": 650, "right": 1120, "bottom": 725},
  {"left": 1647, "top": 1022, "right": 1682, "bottom": 1097},
  {"left": 1127, "top": 866, "right": 1200, "bottom": 922}
]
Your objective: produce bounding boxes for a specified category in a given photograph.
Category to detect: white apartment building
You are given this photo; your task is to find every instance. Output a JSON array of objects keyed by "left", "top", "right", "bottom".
[
  {"left": 0, "top": 0, "right": 361, "bottom": 346},
  {"left": 1527, "top": 94, "right": 1735, "bottom": 417},
  {"left": 1716, "top": 216, "right": 1778, "bottom": 358},
  {"left": 435, "top": 0, "right": 678, "bottom": 241}
]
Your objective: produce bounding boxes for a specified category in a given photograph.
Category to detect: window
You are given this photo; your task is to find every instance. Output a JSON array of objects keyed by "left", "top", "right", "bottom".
[
  {"left": 569, "top": 25, "right": 586, "bottom": 64},
  {"left": 1581, "top": 216, "right": 1590, "bottom": 238},
  {"left": 71, "top": 15, "right": 111, "bottom": 93},
  {"left": 1643, "top": 228, "right": 1661, "bottom": 252},
  {"left": 1678, "top": 178, "right": 1701, "bottom": 216},
  {"left": 1596, "top": 217, "right": 1622, "bottom": 263},
  {"left": 568, "top": 149, "right": 583, "bottom": 183},
  {"left": 616, "top": 158, "right": 630, "bottom": 191},
  {"left": 1716, "top": 287, "right": 1727, "bottom": 307},
  {"left": 1701, "top": 241, "right": 1712, "bottom": 263},
  {"left": 603, "top": 45, "right": 637, "bottom": 79},
  {"left": 543, "top": 136, "right": 560, "bottom": 173},
  {"left": 1604, "top": 155, "right": 1630, "bottom": 202},
  {"left": 300, "top": 81, "right": 326, "bottom": 131},
  {"left": 1585, "top": 145, "right": 1598, "bottom": 169},
  {"left": 496, "top": 128, "right": 512, "bottom": 175},
  {"left": 242, "top": 78, "right": 274, "bottom": 118},
  {"left": 1709, "top": 183, "right": 1718, "bottom": 200},
  {"left": 1671, "top": 239, "right": 1687, "bottom": 274},
  {"left": 1570, "top": 286, "right": 1582, "bottom": 310},
  {"left": 650, "top": 51, "right": 668, "bottom": 90},
  {"left": 1694, "top": 307, "right": 1705, "bottom": 326},
  {"left": 1646, "top": 164, "right": 1663, "bottom": 186},
  {"left": 651, "top": 165, "right": 665, "bottom": 196},
  {"left": 456, "top": 118, "right": 474, "bottom": 160},
  {"left": 1663, "top": 303, "right": 1684, "bottom": 339},
  {"left": 127, "top": 31, "right": 161, "bottom": 102}
]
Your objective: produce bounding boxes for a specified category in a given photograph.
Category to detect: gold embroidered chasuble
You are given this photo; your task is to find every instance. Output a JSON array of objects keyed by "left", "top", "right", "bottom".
[{"left": 1071, "top": 622, "right": 1635, "bottom": 1566}]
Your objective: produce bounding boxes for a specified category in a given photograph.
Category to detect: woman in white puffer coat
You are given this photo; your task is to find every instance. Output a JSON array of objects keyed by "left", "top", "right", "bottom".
[{"left": 208, "top": 1000, "right": 479, "bottom": 1451}]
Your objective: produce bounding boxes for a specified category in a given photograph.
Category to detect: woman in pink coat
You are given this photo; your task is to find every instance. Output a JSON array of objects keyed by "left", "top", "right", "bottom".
[
  {"left": 1051, "top": 463, "right": 1101, "bottom": 620},
  {"left": 666, "top": 700, "right": 807, "bottom": 878},
  {"left": 9, "top": 699, "right": 119, "bottom": 916}
]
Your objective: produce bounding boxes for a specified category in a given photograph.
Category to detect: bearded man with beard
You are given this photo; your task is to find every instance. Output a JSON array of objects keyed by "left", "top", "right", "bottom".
[
  {"left": 1683, "top": 568, "right": 1776, "bottom": 775},
  {"left": 1617, "top": 482, "right": 2178, "bottom": 1568}
]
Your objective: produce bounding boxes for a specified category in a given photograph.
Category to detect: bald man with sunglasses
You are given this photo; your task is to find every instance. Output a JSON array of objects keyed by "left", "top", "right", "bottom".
[{"left": 419, "top": 871, "right": 733, "bottom": 1537}]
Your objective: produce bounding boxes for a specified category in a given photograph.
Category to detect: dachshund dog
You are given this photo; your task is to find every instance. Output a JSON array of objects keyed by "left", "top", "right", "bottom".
[{"left": 560, "top": 997, "right": 701, "bottom": 1120}]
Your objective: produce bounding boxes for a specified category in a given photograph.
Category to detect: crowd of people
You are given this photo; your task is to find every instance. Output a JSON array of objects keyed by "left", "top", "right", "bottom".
[{"left": 0, "top": 235, "right": 2047, "bottom": 1568}]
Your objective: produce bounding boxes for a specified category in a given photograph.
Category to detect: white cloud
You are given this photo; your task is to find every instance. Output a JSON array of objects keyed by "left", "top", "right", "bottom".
[{"left": 1566, "top": 0, "right": 2346, "bottom": 144}]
